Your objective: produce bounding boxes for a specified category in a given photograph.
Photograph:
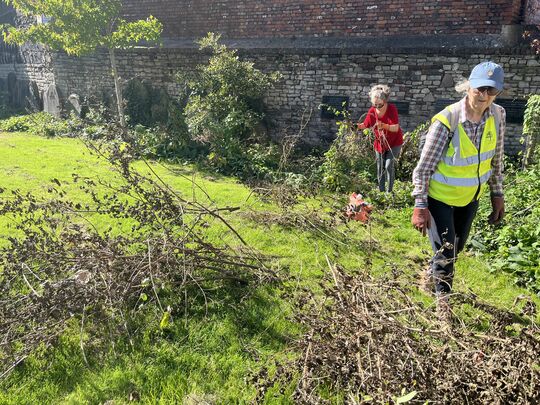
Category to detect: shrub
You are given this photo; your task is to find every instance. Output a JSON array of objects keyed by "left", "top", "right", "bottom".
[
  {"left": 0, "top": 112, "right": 75, "bottom": 137},
  {"left": 470, "top": 156, "right": 540, "bottom": 293},
  {"left": 0, "top": 114, "right": 30, "bottom": 132},
  {"left": 135, "top": 99, "right": 204, "bottom": 160},
  {"left": 395, "top": 120, "right": 430, "bottom": 181},
  {"left": 181, "top": 33, "right": 280, "bottom": 176},
  {"left": 319, "top": 110, "right": 376, "bottom": 192},
  {"left": 124, "top": 79, "right": 170, "bottom": 127}
]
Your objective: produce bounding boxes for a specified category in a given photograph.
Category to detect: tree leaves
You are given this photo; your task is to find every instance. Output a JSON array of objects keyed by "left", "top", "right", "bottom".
[
  {"left": 2, "top": 0, "right": 161, "bottom": 56},
  {"left": 110, "top": 16, "right": 162, "bottom": 50}
]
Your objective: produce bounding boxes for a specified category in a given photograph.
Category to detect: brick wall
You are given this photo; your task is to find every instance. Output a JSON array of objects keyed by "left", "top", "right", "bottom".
[{"left": 123, "top": 0, "right": 524, "bottom": 39}]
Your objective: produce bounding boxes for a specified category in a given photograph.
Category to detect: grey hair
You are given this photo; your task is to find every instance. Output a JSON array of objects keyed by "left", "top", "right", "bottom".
[
  {"left": 455, "top": 79, "right": 470, "bottom": 94},
  {"left": 369, "top": 84, "right": 390, "bottom": 102}
]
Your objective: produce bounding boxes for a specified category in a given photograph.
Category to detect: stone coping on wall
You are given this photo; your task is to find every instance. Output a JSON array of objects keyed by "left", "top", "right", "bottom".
[{"left": 133, "top": 34, "right": 533, "bottom": 56}]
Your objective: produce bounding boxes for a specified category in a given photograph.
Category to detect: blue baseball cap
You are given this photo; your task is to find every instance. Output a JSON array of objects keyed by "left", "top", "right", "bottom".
[{"left": 469, "top": 61, "right": 504, "bottom": 91}]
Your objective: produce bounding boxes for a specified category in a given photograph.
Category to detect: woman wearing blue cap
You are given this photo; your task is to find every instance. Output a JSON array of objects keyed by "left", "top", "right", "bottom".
[{"left": 410, "top": 61, "right": 506, "bottom": 323}]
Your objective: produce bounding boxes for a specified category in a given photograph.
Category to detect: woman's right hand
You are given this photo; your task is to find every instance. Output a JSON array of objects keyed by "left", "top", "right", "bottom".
[{"left": 411, "top": 207, "right": 431, "bottom": 236}]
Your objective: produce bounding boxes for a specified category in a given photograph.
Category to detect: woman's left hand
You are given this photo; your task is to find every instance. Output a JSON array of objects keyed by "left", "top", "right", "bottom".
[{"left": 377, "top": 122, "right": 388, "bottom": 130}]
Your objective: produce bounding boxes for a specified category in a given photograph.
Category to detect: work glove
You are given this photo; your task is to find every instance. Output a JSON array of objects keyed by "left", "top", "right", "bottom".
[
  {"left": 411, "top": 207, "right": 431, "bottom": 236},
  {"left": 488, "top": 195, "right": 505, "bottom": 225}
]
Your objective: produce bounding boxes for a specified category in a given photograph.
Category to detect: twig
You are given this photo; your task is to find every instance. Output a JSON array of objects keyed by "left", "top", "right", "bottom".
[
  {"left": 0, "top": 356, "right": 27, "bottom": 381},
  {"left": 21, "top": 263, "right": 42, "bottom": 281},
  {"left": 80, "top": 304, "right": 89, "bottom": 366},
  {"left": 21, "top": 272, "right": 41, "bottom": 298},
  {"left": 300, "top": 338, "right": 313, "bottom": 392},
  {"left": 147, "top": 240, "right": 164, "bottom": 312},
  {"left": 325, "top": 255, "right": 344, "bottom": 305}
]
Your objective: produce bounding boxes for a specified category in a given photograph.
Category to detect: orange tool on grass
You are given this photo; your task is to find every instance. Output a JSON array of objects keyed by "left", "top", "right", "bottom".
[{"left": 345, "top": 192, "right": 373, "bottom": 223}]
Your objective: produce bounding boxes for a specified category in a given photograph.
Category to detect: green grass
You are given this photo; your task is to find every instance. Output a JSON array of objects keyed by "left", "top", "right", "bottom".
[{"left": 0, "top": 132, "right": 538, "bottom": 404}]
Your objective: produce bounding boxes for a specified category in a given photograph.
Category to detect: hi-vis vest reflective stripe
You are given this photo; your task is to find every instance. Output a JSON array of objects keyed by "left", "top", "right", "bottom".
[{"left": 428, "top": 102, "right": 499, "bottom": 207}]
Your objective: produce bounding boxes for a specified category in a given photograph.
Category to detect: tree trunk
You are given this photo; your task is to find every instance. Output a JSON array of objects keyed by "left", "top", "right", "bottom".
[{"left": 108, "top": 47, "right": 126, "bottom": 130}]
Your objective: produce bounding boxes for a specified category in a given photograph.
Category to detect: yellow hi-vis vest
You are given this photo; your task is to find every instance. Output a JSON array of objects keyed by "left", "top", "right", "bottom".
[{"left": 428, "top": 102, "right": 500, "bottom": 207}]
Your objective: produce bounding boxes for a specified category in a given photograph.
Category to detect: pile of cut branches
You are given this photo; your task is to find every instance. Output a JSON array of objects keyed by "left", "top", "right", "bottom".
[
  {"left": 0, "top": 140, "right": 280, "bottom": 381},
  {"left": 255, "top": 263, "right": 540, "bottom": 404},
  {"left": 241, "top": 207, "right": 348, "bottom": 247}
]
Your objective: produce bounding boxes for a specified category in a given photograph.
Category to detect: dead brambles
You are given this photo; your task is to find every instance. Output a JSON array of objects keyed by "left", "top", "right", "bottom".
[
  {"left": 240, "top": 190, "right": 356, "bottom": 248},
  {"left": 254, "top": 263, "right": 540, "bottom": 404},
  {"left": 241, "top": 209, "right": 345, "bottom": 241},
  {"left": 0, "top": 140, "right": 281, "bottom": 381}
]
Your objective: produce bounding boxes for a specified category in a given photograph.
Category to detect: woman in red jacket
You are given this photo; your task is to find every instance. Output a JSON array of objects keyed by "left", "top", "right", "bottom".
[{"left": 357, "top": 84, "right": 404, "bottom": 193}]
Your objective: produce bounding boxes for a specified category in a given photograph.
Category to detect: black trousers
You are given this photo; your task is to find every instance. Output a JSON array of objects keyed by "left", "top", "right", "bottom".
[{"left": 427, "top": 196, "right": 479, "bottom": 293}]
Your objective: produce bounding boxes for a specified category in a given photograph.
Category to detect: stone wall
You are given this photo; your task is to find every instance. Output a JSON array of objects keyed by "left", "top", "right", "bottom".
[
  {"left": 260, "top": 50, "right": 539, "bottom": 155},
  {"left": 123, "top": 0, "right": 523, "bottom": 39},
  {"left": 0, "top": 42, "right": 55, "bottom": 110},
  {"left": 0, "top": 4, "right": 53, "bottom": 109},
  {"left": 0, "top": 0, "right": 537, "bottom": 155},
  {"left": 526, "top": 0, "right": 540, "bottom": 24},
  {"left": 43, "top": 44, "right": 539, "bottom": 155}
]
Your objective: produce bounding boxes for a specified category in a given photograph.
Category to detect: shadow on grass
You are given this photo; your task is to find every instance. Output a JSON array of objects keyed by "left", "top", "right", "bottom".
[{"left": 1, "top": 275, "right": 295, "bottom": 403}]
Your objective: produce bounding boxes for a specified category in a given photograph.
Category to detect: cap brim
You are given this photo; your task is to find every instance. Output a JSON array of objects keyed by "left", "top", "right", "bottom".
[{"left": 469, "top": 79, "right": 503, "bottom": 91}]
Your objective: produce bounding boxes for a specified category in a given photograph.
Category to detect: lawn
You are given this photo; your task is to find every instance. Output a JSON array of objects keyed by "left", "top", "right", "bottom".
[{"left": 0, "top": 132, "right": 538, "bottom": 404}]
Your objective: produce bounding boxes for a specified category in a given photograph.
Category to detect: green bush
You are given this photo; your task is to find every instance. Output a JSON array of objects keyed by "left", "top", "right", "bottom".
[
  {"left": 319, "top": 111, "right": 376, "bottom": 192},
  {"left": 470, "top": 156, "right": 540, "bottom": 293},
  {"left": 135, "top": 99, "right": 204, "bottom": 160},
  {"left": 395, "top": 121, "right": 430, "bottom": 181},
  {"left": 0, "top": 112, "right": 75, "bottom": 137},
  {"left": 0, "top": 114, "right": 30, "bottom": 132},
  {"left": 124, "top": 79, "right": 170, "bottom": 127},
  {"left": 180, "top": 33, "right": 280, "bottom": 176}
]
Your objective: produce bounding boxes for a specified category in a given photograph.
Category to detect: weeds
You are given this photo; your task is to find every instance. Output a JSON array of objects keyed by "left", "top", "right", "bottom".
[
  {"left": 0, "top": 111, "right": 75, "bottom": 137},
  {"left": 470, "top": 156, "right": 540, "bottom": 293},
  {"left": 319, "top": 111, "right": 376, "bottom": 192},
  {"left": 395, "top": 120, "right": 430, "bottom": 181}
]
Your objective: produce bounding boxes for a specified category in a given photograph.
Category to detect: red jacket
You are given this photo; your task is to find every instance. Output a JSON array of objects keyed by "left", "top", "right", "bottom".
[{"left": 362, "top": 103, "right": 404, "bottom": 153}]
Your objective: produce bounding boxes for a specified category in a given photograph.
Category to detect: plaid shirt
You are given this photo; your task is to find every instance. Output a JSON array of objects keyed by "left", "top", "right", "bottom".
[{"left": 412, "top": 96, "right": 506, "bottom": 208}]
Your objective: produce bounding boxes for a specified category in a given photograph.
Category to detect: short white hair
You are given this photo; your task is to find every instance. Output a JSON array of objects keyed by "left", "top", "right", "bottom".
[
  {"left": 455, "top": 79, "right": 470, "bottom": 94},
  {"left": 369, "top": 84, "right": 390, "bottom": 102}
]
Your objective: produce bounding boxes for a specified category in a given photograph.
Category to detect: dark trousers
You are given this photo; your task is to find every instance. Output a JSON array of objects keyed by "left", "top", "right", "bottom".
[{"left": 427, "top": 196, "right": 479, "bottom": 293}]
